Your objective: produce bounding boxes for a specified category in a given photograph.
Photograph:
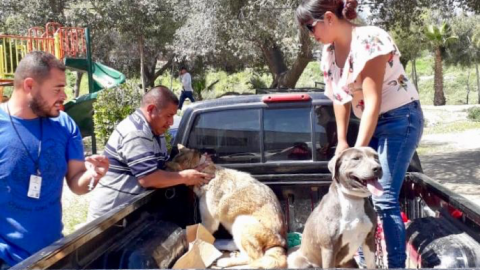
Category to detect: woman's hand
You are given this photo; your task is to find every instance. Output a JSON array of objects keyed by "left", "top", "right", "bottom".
[{"left": 335, "top": 140, "right": 350, "bottom": 156}]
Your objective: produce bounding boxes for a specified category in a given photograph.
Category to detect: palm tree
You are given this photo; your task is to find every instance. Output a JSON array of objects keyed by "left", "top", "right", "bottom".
[
  {"left": 473, "top": 32, "right": 480, "bottom": 104},
  {"left": 424, "top": 22, "right": 458, "bottom": 106}
]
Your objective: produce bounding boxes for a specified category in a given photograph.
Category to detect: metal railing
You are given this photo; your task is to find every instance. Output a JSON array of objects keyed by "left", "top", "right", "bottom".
[{"left": 0, "top": 23, "right": 87, "bottom": 81}]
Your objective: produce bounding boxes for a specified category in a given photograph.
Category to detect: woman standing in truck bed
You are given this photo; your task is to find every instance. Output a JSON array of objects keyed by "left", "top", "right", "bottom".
[{"left": 296, "top": 0, "right": 424, "bottom": 268}]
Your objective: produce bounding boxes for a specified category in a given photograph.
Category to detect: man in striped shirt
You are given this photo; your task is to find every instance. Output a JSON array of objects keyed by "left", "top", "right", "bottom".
[{"left": 87, "top": 86, "right": 212, "bottom": 221}]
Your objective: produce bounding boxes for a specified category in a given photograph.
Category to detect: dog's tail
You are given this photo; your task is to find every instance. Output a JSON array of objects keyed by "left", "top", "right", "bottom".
[{"left": 249, "top": 246, "right": 287, "bottom": 269}]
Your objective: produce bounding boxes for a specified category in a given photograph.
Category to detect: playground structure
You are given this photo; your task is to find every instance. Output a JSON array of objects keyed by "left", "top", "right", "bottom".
[{"left": 0, "top": 22, "right": 126, "bottom": 153}]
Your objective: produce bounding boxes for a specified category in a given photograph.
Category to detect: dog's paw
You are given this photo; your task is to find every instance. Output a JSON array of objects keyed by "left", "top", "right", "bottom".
[
  {"left": 287, "top": 249, "right": 310, "bottom": 268},
  {"left": 217, "top": 256, "right": 249, "bottom": 268}
]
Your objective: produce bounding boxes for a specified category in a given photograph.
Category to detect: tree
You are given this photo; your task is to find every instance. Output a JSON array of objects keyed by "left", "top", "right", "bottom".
[
  {"left": 391, "top": 23, "right": 425, "bottom": 90},
  {"left": 0, "top": 0, "right": 69, "bottom": 33},
  {"left": 446, "top": 15, "right": 480, "bottom": 104},
  {"left": 171, "top": 0, "right": 315, "bottom": 89},
  {"left": 363, "top": 0, "right": 456, "bottom": 30},
  {"left": 424, "top": 22, "right": 458, "bottom": 105},
  {"left": 68, "top": 0, "right": 180, "bottom": 92}
]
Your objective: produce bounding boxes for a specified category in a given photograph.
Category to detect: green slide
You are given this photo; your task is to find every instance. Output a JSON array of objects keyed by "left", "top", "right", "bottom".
[{"left": 64, "top": 58, "right": 126, "bottom": 138}]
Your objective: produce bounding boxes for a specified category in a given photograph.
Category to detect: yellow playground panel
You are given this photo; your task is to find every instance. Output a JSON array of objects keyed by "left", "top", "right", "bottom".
[{"left": 0, "top": 22, "right": 87, "bottom": 85}]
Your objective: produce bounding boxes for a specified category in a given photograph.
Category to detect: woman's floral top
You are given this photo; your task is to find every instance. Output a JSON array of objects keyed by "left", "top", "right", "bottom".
[{"left": 321, "top": 26, "right": 419, "bottom": 118}]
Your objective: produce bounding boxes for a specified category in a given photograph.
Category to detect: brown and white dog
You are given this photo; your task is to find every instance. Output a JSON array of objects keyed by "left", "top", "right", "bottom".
[
  {"left": 288, "top": 147, "right": 383, "bottom": 268},
  {"left": 167, "top": 145, "right": 287, "bottom": 269}
]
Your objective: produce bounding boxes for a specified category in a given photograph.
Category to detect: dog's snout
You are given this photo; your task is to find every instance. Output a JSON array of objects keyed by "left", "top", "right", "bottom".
[{"left": 373, "top": 166, "right": 383, "bottom": 176}]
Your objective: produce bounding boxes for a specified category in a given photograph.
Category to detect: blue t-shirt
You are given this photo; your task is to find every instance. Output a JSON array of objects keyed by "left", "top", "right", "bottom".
[{"left": 0, "top": 109, "right": 84, "bottom": 266}]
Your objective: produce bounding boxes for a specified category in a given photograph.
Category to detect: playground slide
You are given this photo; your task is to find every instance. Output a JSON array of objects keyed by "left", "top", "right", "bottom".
[{"left": 64, "top": 58, "right": 126, "bottom": 138}]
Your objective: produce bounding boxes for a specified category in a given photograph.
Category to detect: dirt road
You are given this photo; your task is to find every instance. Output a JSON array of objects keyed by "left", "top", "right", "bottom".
[{"left": 419, "top": 105, "right": 480, "bottom": 207}]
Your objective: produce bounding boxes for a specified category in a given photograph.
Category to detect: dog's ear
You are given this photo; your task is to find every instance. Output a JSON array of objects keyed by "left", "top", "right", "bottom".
[
  {"left": 328, "top": 155, "right": 339, "bottom": 181},
  {"left": 328, "top": 150, "right": 346, "bottom": 181},
  {"left": 165, "top": 161, "right": 182, "bottom": 172},
  {"left": 177, "top": 144, "right": 187, "bottom": 153}
]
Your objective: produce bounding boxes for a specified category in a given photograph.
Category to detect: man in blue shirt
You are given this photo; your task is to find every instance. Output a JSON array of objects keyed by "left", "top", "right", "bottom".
[{"left": 0, "top": 51, "right": 109, "bottom": 268}]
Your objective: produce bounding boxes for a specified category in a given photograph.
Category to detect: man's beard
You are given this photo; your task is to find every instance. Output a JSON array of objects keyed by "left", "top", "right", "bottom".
[{"left": 29, "top": 93, "right": 60, "bottom": 118}]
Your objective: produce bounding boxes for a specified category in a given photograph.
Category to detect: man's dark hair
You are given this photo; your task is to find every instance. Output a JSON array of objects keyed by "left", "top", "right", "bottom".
[
  {"left": 14, "top": 51, "right": 66, "bottom": 88},
  {"left": 141, "top": 85, "right": 179, "bottom": 110},
  {"left": 179, "top": 66, "right": 187, "bottom": 71}
]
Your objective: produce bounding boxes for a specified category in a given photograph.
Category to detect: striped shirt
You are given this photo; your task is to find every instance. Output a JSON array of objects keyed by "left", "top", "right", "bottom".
[{"left": 87, "top": 109, "right": 168, "bottom": 221}]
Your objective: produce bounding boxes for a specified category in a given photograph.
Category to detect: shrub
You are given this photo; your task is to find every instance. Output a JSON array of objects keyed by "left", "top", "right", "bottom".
[
  {"left": 93, "top": 81, "right": 143, "bottom": 145},
  {"left": 93, "top": 81, "right": 174, "bottom": 151},
  {"left": 467, "top": 106, "right": 480, "bottom": 122}
]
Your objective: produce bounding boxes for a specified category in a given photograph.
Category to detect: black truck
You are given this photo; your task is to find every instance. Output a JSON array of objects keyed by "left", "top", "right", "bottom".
[{"left": 13, "top": 91, "right": 480, "bottom": 269}]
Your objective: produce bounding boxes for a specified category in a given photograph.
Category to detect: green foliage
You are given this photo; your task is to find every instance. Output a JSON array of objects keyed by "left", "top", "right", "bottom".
[
  {"left": 296, "top": 61, "right": 322, "bottom": 88},
  {"left": 192, "top": 76, "right": 207, "bottom": 100},
  {"left": 65, "top": 70, "right": 89, "bottom": 102},
  {"left": 248, "top": 75, "right": 269, "bottom": 89},
  {"left": 93, "top": 81, "right": 143, "bottom": 145},
  {"left": 445, "top": 14, "right": 480, "bottom": 68},
  {"left": 406, "top": 55, "right": 479, "bottom": 105},
  {"left": 467, "top": 107, "right": 480, "bottom": 122},
  {"left": 424, "top": 22, "right": 458, "bottom": 49}
]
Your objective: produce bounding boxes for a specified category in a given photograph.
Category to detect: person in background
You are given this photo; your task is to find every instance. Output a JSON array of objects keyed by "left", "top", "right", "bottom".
[{"left": 178, "top": 66, "right": 195, "bottom": 110}]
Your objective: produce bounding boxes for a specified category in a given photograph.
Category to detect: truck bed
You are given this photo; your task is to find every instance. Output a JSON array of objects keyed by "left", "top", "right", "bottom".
[{"left": 12, "top": 173, "right": 480, "bottom": 269}]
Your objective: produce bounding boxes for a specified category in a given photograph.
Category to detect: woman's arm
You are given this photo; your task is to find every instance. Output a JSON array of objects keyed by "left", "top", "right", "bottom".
[
  {"left": 333, "top": 102, "right": 352, "bottom": 155},
  {"left": 355, "top": 54, "right": 389, "bottom": 147}
]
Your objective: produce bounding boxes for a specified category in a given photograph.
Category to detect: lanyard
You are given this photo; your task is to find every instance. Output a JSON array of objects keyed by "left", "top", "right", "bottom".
[{"left": 5, "top": 102, "right": 43, "bottom": 176}]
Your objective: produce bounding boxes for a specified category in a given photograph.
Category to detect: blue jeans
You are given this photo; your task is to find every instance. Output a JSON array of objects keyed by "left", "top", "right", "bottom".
[
  {"left": 369, "top": 100, "right": 424, "bottom": 268},
  {"left": 0, "top": 259, "right": 10, "bottom": 270},
  {"left": 178, "top": 91, "right": 195, "bottom": 110}
]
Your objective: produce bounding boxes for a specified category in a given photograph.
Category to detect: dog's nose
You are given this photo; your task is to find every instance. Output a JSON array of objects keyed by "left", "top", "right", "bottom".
[{"left": 373, "top": 166, "right": 383, "bottom": 175}]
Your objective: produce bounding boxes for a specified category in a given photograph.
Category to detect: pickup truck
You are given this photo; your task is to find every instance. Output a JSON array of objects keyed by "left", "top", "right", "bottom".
[{"left": 13, "top": 91, "right": 480, "bottom": 269}]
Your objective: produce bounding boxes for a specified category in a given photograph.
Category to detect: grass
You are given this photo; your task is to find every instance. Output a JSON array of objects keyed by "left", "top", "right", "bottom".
[
  {"left": 423, "top": 121, "right": 480, "bottom": 135},
  {"left": 416, "top": 144, "right": 455, "bottom": 156},
  {"left": 62, "top": 190, "right": 91, "bottom": 235}
]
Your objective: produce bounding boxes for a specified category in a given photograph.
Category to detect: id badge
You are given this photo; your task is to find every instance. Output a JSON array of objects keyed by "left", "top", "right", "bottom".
[{"left": 27, "top": 174, "right": 42, "bottom": 199}]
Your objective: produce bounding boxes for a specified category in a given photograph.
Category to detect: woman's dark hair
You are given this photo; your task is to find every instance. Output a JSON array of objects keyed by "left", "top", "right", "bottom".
[{"left": 296, "top": 0, "right": 358, "bottom": 26}]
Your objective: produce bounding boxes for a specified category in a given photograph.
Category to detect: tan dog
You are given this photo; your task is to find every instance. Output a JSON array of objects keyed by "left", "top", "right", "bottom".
[
  {"left": 167, "top": 145, "right": 287, "bottom": 269},
  {"left": 288, "top": 147, "right": 383, "bottom": 269}
]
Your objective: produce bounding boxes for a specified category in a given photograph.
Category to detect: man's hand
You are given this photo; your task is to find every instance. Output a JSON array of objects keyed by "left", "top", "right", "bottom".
[
  {"left": 180, "top": 169, "right": 213, "bottom": 186},
  {"left": 67, "top": 155, "right": 109, "bottom": 195},
  {"left": 85, "top": 155, "right": 110, "bottom": 185}
]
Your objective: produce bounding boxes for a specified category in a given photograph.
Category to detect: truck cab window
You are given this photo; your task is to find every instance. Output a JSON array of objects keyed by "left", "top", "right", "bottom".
[
  {"left": 314, "top": 106, "right": 337, "bottom": 161},
  {"left": 264, "top": 107, "right": 312, "bottom": 161},
  {"left": 187, "top": 109, "right": 261, "bottom": 164}
]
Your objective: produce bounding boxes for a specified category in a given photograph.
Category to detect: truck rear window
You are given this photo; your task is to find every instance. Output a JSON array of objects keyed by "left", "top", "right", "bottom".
[
  {"left": 264, "top": 107, "right": 312, "bottom": 161},
  {"left": 187, "top": 109, "right": 261, "bottom": 163},
  {"left": 187, "top": 105, "right": 341, "bottom": 164}
]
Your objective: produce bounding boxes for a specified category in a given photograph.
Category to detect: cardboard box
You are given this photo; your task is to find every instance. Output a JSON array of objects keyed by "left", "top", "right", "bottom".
[{"left": 172, "top": 224, "right": 223, "bottom": 269}]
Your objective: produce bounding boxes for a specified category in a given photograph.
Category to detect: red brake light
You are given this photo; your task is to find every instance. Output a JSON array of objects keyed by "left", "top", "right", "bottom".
[{"left": 262, "top": 94, "right": 311, "bottom": 103}]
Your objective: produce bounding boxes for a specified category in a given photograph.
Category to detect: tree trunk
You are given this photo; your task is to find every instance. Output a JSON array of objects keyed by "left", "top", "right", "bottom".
[
  {"left": 433, "top": 47, "right": 446, "bottom": 106},
  {"left": 476, "top": 62, "right": 480, "bottom": 104},
  {"left": 466, "top": 69, "right": 471, "bottom": 104},
  {"left": 139, "top": 36, "right": 147, "bottom": 93},
  {"left": 411, "top": 59, "right": 419, "bottom": 91},
  {"left": 143, "top": 56, "right": 174, "bottom": 89},
  {"left": 262, "top": 30, "right": 313, "bottom": 89},
  {"left": 74, "top": 72, "right": 83, "bottom": 98},
  {"left": 261, "top": 41, "right": 289, "bottom": 88}
]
